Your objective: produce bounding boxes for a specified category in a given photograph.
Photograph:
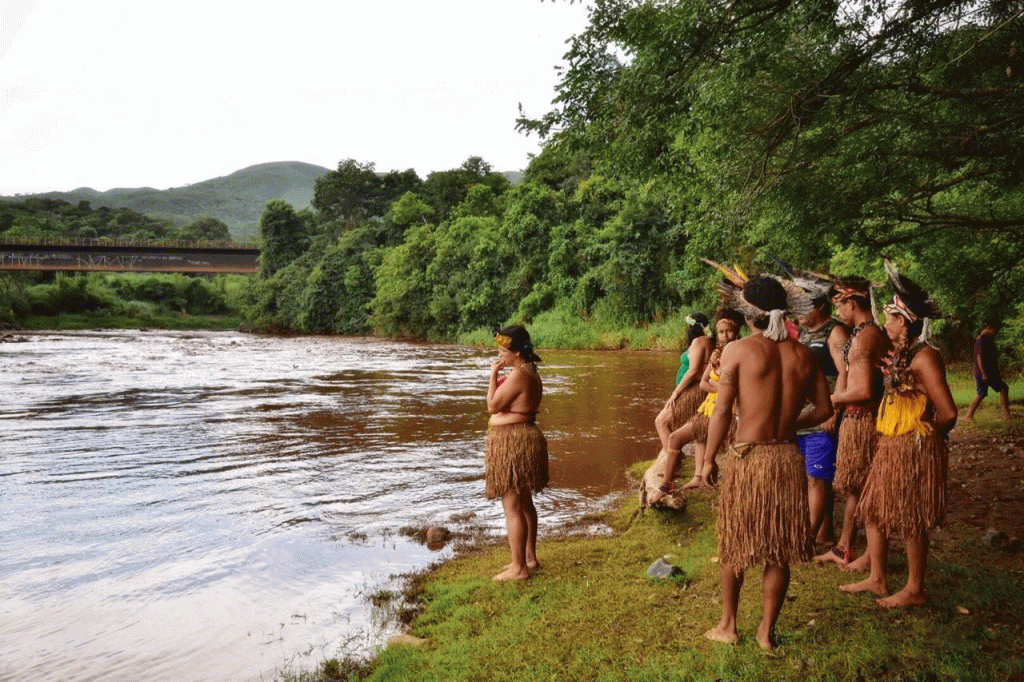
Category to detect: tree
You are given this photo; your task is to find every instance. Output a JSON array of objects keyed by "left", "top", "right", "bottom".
[
  {"left": 182, "top": 217, "right": 231, "bottom": 242},
  {"left": 258, "top": 200, "right": 313, "bottom": 277},
  {"left": 313, "top": 159, "right": 385, "bottom": 225}
]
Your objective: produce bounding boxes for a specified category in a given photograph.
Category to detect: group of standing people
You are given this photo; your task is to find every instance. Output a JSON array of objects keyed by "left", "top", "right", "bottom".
[
  {"left": 649, "top": 261, "right": 958, "bottom": 647},
  {"left": 480, "top": 258, "right": 978, "bottom": 648}
]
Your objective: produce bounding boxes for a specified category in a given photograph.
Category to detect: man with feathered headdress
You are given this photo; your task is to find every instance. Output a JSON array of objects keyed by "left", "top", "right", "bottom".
[
  {"left": 700, "top": 274, "right": 832, "bottom": 649},
  {"left": 840, "top": 260, "right": 956, "bottom": 608},
  {"left": 815, "top": 274, "right": 891, "bottom": 570}
]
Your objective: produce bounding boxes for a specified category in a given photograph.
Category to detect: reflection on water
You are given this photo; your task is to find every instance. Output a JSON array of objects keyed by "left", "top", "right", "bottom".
[{"left": 0, "top": 330, "right": 678, "bottom": 682}]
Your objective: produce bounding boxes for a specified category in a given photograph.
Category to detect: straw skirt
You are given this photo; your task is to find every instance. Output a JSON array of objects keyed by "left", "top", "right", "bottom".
[
  {"left": 833, "top": 406, "right": 878, "bottom": 495},
  {"left": 667, "top": 384, "right": 704, "bottom": 432},
  {"left": 485, "top": 422, "right": 549, "bottom": 499},
  {"left": 858, "top": 430, "right": 947, "bottom": 537},
  {"left": 716, "top": 442, "right": 811, "bottom": 574}
]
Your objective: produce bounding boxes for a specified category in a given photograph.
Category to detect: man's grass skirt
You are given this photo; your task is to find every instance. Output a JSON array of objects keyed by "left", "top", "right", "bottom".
[
  {"left": 485, "top": 422, "right": 549, "bottom": 499},
  {"left": 717, "top": 442, "right": 811, "bottom": 574},
  {"left": 833, "top": 405, "right": 878, "bottom": 495}
]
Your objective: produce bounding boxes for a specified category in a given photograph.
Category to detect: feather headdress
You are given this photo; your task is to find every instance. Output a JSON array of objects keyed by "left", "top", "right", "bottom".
[
  {"left": 882, "top": 258, "right": 942, "bottom": 346},
  {"left": 770, "top": 255, "right": 833, "bottom": 303},
  {"left": 701, "top": 258, "right": 814, "bottom": 341}
]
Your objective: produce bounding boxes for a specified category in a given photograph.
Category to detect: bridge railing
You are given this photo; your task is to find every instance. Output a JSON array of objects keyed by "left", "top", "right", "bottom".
[{"left": 0, "top": 236, "right": 260, "bottom": 250}]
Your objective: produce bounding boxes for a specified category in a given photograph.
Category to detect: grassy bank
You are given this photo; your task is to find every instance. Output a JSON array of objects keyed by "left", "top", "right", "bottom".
[
  {"left": 286, "top": 374, "right": 1023, "bottom": 682},
  {"left": 297, "top": 467, "right": 1022, "bottom": 681},
  {"left": 16, "top": 313, "right": 241, "bottom": 331}
]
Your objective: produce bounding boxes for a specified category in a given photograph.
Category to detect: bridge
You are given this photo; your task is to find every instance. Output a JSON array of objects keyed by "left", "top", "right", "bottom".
[{"left": 0, "top": 237, "right": 260, "bottom": 274}]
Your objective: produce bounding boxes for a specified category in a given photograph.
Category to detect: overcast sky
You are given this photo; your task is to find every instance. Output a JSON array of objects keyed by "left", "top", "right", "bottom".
[{"left": 0, "top": 0, "right": 591, "bottom": 195}]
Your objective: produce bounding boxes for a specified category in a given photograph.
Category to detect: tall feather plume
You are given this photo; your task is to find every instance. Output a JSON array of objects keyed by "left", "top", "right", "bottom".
[
  {"left": 883, "top": 257, "right": 942, "bottom": 319},
  {"left": 769, "top": 254, "right": 833, "bottom": 303}
]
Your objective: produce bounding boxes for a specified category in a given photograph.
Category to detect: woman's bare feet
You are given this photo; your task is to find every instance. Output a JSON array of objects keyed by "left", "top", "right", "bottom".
[
  {"left": 492, "top": 565, "right": 531, "bottom": 581},
  {"left": 839, "top": 576, "right": 889, "bottom": 596},
  {"left": 681, "top": 476, "right": 703, "bottom": 491},
  {"left": 703, "top": 627, "right": 738, "bottom": 644},
  {"left": 840, "top": 554, "right": 870, "bottom": 572},
  {"left": 814, "top": 546, "right": 849, "bottom": 566},
  {"left": 876, "top": 588, "right": 926, "bottom": 608},
  {"left": 503, "top": 560, "right": 540, "bottom": 571}
]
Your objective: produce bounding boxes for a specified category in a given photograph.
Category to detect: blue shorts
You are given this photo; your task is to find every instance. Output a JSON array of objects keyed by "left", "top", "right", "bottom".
[
  {"left": 975, "top": 375, "right": 1009, "bottom": 397},
  {"left": 798, "top": 431, "right": 837, "bottom": 482}
]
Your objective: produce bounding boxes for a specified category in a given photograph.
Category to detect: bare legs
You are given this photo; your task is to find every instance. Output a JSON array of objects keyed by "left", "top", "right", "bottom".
[
  {"left": 666, "top": 421, "right": 712, "bottom": 490},
  {"left": 840, "top": 525, "right": 929, "bottom": 607},
  {"left": 706, "top": 563, "right": 790, "bottom": 649},
  {"left": 493, "top": 490, "right": 538, "bottom": 581},
  {"left": 815, "top": 490, "right": 867, "bottom": 569},
  {"left": 807, "top": 475, "right": 835, "bottom": 546},
  {"left": 655, "top": 403, "right": 674, "bottom": 453},
  {"left": 966, "top": 389, "right": 1012, "bottom": 421},
  {"left": 839, "top": 523, "right": 889, "bottom": 596}
]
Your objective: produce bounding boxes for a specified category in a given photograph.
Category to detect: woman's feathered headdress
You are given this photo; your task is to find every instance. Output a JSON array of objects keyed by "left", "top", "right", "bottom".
[{"left": 883, "top": 258, "right": 942, "bottom": 345}]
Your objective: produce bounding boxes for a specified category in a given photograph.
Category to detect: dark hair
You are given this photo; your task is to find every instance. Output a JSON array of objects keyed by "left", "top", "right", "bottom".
[
  {"left": 715, "top": 307, "right": 745, "bottom": 329},
  {"left": 742, "top": 276, "right": 787, "bottom": 329},
  {"left": 686, "top": 312, "right": 710, "bottom": 344},
  {"left": 907, "top": 317, "right": 924, "bottom": 341},
  {"left": 812, "top": 295, "right": 833, "bottom": 316},
  {"left": 984, "top": 319, "right": 1002, "bottom": 331},
  {"left": 828, "top": 276, "right": 872, "bottom": 311},
  {"left": 495, "top": 324, "right": 542, "bottom": 363}
]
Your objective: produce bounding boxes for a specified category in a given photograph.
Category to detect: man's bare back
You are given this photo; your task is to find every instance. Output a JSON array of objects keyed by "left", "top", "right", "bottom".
[{"left": 717, "top": 334, "right": 830, "bottom": 446}]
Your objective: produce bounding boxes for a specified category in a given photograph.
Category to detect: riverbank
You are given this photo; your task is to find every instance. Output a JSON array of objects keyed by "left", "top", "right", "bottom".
[{"left": 298, "top": 411, "right": 1024, "bottom": 682}]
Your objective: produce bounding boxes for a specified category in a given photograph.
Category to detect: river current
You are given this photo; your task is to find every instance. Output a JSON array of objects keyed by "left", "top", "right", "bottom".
[{"left": 0, "top": 330, "right": 677, "bottom": 681}]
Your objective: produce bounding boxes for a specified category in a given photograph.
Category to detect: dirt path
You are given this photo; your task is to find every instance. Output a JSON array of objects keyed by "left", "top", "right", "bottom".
[{"left": 933, "top": 422, "right": 1024, "bottom": 573}]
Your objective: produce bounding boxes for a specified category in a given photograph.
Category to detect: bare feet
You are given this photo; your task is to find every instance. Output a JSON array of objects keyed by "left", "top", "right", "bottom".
[
  {"left": 756, "top": 624, "right": 778, "bottom": 650},
  {"left": 840, "top": 554, "right": 870, "bottom": 573},
  {"left": 703, "top": 627, "right": 738, "bottom": 645},
  {"left": 503, "top": 560, "right": 541, "bottom": 571},
  {"left": 492, "top": 565, "right": 531, "bottom": 581},
  {"left": 876, "top": 588, "right": 926, "bottom": 608},
  {"left": 681, "top": 476, "right": 703, "bottom": 491},
  {"left": 814, "top": 546, "right": 849, "bottom": 566},
  {"left": 839, "top": 577, "right": 889, "bottom": 596}
]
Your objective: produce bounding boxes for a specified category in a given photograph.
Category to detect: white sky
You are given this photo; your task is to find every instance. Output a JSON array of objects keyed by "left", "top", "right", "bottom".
[{"left": 0, "top": 0, "right": 591, "bottom": 195}]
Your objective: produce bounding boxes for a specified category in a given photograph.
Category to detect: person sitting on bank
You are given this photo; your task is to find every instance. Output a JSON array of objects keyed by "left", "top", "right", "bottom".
[
  {"left": 649, "top": 308, "right": 745, "bottom": 502},
  {"left": 655, "top": 313, "right": 714, "bottom": 454},
  {"left": 965, "top": 320, "right": 1012, "bottom": 421}
]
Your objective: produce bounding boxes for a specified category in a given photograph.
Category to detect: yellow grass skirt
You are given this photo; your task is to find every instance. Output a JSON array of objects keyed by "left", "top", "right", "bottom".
[
  {"left": 485, "top": 422, "right": 549, "bottom": 499},
  {"left": 716, "top": 442, "right": 811, "bottom": 574},
  {"left": 667, "top": 383, "right": 705, "bottom": 431},
  {"left": 858, "top": 429, "right": 947, "bottom": 537},
  {"left": 833, "top": 406, "right": 878, "bottom": 495}
]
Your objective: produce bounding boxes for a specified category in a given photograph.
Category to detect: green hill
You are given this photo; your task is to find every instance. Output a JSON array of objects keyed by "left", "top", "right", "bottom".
[
  {"left": 4, "top": 163, "right": 525, "bottom": 242},
  {"left": 4, "top": 161, "right": 332, "bottom": 241}
]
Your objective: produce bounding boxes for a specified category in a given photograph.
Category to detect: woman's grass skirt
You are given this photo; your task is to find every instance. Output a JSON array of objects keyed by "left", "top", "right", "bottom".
[
  {"left": 667, "top": 383, "right": 704, "bottom": 432},
  {"left": 485, "top": 422, "right": 549, "bottom": 499},
  {"left": 858, "top": 429, "right": 947, "bottom": 537},
  {"left": 716, "top": 442, "right": 811, "bottom": 574},
  {"left": 833, "top": 406, "right": 878, "bottom": 495}
]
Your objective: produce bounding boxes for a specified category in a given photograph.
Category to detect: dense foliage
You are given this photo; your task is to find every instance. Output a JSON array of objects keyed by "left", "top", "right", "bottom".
[{"left": 5, "top": 2, "right": 1021, "bottom": 361}]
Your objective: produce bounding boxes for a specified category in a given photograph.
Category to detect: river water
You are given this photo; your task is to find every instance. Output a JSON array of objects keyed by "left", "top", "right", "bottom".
[{"left": 0, "top": 330, "right": 678, "bottom": 682}]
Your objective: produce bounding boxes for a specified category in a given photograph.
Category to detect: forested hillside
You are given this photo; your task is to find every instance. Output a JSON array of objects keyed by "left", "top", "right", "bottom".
[
  {"left": 1, "top": 161, "right": 332, "bottom": 241},
  {"left": 235, "top": 0, "right": 1023, "bottom": 361}
]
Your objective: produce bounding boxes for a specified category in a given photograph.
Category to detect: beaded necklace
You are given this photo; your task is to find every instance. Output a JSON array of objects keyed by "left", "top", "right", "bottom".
[{"left": 843, "top": 321, "right": 873, "bottom": 366}]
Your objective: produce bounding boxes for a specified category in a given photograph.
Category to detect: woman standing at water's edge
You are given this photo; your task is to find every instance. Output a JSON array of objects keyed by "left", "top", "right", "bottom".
[{"left": 486, "top": 324, "right": 548, "bottom": 581}]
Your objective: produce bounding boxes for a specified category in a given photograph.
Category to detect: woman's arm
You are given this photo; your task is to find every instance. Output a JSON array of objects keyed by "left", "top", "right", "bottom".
[
  {"left": 916, "top": 347, "right": 958, "bottom": 437},
  {"left": 699, "top": 353, "right": 719, "bottom": 393}
]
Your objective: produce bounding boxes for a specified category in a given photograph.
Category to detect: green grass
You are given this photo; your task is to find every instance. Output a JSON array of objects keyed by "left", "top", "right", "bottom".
[
  {"left": 19, "top": 312, "right": 241, "bottom": 331},
  {"left": 278, "top": 453, "right": 1024, "bottom": 681},
  {"left": 349, "top": 474, "right": 1023, "bottom": 682}
]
